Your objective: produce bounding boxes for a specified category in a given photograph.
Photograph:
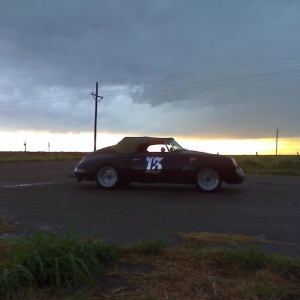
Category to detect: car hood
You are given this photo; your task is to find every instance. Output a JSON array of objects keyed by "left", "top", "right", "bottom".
[
  {"left": 82, "top": 146, "right": 114, "bottom": 159},
  {"left": 186, "top": 150, "right": 211, "bottom": 155}
]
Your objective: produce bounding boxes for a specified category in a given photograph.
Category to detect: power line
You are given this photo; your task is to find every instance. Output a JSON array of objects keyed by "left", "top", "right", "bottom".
[
  {"left": 0, "top": 97, "right": 89, "bottom": 108},
  {"left": 0, "top": 92, "right": 88, "bottom": 105},
  {"left": 1, "top": 55, "right": 300, "bottom": 97},
  {"left": 101, "top": 69, "right": 300, "bottom": 97},
  {"left": 0, "top": 68, "right": 299, "bottom": 109}
]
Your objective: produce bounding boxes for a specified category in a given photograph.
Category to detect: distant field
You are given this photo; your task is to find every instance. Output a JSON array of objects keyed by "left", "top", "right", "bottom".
[
  {"left": 0, "top": 151, "right": 86, "bottom": 162},
  {"left": 234, "top": 155, "right": 300, "bottom": 176},
  {"left": 0, "top": 152, "right": 299, "bottom": 176}
]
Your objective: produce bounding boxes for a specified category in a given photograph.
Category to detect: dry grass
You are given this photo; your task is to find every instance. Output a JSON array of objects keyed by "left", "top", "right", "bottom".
[
  {"left": 89, "top": 232, "right": 300, "bottom": 300},
  {"left": 91, "top": 247, "right": 300, "bottom": 300},
  {"left": 176, "top": 231, "right": 300, "bottom": 247},
  {"left": 0, "top": 221, "right": 17, "bottom": 234}
]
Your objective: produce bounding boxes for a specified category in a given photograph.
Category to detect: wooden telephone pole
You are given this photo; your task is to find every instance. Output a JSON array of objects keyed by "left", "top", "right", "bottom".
[
  {"left": 91, "top": 82, "right": 103, "bottom": 152},
  {"left": 276, "top": 128, "right": 279, "bottom": 156}
]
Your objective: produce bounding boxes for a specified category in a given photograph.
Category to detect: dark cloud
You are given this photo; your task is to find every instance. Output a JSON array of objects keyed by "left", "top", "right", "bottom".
[{"left": 0, "top": 0, "right": 300, "bottom": 139}]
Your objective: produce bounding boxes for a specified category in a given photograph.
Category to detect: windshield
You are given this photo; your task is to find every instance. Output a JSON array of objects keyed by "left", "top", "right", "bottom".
[{"left": 166, "top": 139, "right": 185, "bottom": 151}]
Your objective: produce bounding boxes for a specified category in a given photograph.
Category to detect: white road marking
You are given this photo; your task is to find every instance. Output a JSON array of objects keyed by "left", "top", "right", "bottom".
[{"left": 0, "top": 181, "right": 59, "bottom": 188}]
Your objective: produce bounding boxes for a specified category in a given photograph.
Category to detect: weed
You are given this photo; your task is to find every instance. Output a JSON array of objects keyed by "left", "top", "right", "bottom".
[
  {"left": 192, "top": 247, "right": 205, "bottom": 261},
  {"left": 0, "top": 231, "right": 120, "bottom": 295},
  {"left": 211, "top": 247, "right": 275, "bottom": 271},
  {"left": 132, "top": 234, "right": 166, "bottom": 255}
]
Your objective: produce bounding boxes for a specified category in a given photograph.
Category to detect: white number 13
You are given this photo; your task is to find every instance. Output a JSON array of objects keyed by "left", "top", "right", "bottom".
[{"left": 146, "top": 156, "right": 163, "bottom": 174}]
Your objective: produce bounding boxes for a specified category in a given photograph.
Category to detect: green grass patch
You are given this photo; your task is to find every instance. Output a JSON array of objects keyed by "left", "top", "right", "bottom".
[
  {"left": 0, "top": 231, "right": 120, "bottom": 297},
  {"left": 234, "top": 155, "right": 300, "bottom": 176},
  {"left": 0, "top": 152, "right": 86, "bottom": 163},
  {"left": 131, "top": 233, "right": 167, "bottom": 255},
  {"left": 208, "top": 246, "right": 299, "bottom": 274}
]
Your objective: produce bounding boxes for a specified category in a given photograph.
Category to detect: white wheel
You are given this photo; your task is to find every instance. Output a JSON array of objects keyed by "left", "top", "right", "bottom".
[
  {"left": 195, "top": 168, "right": 221, "bottom": 192},
  {"left": 96, "top": 165, "right": 119, "bottom": 189}
]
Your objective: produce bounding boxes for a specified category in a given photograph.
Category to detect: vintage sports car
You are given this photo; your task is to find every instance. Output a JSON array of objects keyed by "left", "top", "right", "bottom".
[{"left": 71, "top": 137, "right": 244, "bottom": 192}]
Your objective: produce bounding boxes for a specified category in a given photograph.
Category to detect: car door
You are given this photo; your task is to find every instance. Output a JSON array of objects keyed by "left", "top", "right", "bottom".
[{"left": 130, "top": 151, "right": 183, "bottom": 183}]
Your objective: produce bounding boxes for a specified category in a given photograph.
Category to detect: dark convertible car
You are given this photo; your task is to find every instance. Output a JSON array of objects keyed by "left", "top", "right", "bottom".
[{"left": 71, "top": 137, "right": 244, "bottom": 192}]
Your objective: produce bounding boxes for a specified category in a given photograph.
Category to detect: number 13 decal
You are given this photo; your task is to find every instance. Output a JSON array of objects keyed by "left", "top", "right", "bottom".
[{"left": 146, "top": 156, "right": 163, "bottom": 174}]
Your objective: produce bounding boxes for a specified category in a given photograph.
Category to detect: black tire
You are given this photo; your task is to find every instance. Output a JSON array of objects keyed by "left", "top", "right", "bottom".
[
  {"left": 195, "top": 168, "right": 222, "bottom": 192},
  {"left": 95, "top": 165, "right": 119, "bottom": 189}
]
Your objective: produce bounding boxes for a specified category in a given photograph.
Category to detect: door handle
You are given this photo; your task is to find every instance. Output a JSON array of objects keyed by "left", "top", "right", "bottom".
[{"left": 133, "top": 158, "right": 141, "bottom": 161}]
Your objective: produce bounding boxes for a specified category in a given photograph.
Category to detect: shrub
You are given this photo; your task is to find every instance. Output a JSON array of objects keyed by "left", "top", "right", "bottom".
[
  {"left": 132, "top": 234, "right": 167, "bottom": 255},
  {"left": 0, "top": 232, "right": 120, "bottom": 295}
]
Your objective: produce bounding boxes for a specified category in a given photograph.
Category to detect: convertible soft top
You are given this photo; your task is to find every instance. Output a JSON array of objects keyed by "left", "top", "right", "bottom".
[{"left": 112, "top": 137, "right": 173, "bottom": 153}]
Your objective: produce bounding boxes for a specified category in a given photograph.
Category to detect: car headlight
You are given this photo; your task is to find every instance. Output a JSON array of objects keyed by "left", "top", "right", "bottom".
[{"left": 75, "top": 166, "right": 85, "bottom": 172}]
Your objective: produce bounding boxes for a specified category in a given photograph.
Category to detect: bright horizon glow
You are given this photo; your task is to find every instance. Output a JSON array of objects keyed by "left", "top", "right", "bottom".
[{"left": 0, "top": 131, "right": 299, "bottom": 155}]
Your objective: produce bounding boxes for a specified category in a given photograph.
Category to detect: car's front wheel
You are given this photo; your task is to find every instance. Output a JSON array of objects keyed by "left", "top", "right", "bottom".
[
  {"left": 95, "top": 165, "right": 119, "bottom": 189},
  {"left": 195, "top": 168, "right": 222, "bottom": 192}
]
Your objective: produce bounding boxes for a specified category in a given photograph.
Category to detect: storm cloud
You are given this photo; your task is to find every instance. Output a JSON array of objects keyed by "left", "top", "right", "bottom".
[{"left": 0, "top": 0, "right": 300, "bottom": 139}]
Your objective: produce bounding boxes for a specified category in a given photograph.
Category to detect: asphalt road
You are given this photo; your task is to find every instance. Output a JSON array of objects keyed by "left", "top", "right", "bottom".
[{"left": 0, "top": 161, "right": 299, "bottom": 255}]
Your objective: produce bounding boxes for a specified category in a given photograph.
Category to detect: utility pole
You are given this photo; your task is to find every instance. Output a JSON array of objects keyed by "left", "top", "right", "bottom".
[
  {"left": 91, "top": 82, "right": 103, "bottom": 152},
  {"left": 48, "top": 142, "right": 50, "bottom": 153},
  {"left": 276, "top": 128, "right": 279, "bottom": 156},
  {"left": 24, "top": 141, "right": 26, "bottom": 154}
]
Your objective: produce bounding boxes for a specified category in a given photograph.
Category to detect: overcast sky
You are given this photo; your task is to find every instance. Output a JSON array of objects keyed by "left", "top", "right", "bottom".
[{"left": 0, "top": 0, "right": 300, "bottom": 140}]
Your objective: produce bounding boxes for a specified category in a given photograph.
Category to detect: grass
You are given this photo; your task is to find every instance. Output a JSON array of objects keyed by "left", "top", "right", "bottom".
[
  {"left": 0, "top": 221, "right": 17, "bottom": 234},
  {"left": 0, "top": 231, "right": 120, "bottom": 298},
  {"left": 0, "top": 222, "right": 300, "bottom": 299},
  {"left": 234, "top": 155, "right": 300, "bottom": 176},
  {"left": 131, "top": 233, "right": 167, "bottom": 255},
  {"left": 0, "top": 152, "right": 86, "bottom": 163}
]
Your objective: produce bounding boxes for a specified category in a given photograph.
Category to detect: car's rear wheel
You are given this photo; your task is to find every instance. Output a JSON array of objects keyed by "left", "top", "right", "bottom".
[
  {"left": 195, "top": 168, "right": 222, "bottom": 192},
  {"left": 95, "top": 165, "right": 119, "bottom": 189}
]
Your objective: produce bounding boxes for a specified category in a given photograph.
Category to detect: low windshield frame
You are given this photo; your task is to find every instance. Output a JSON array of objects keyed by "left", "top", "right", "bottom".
[{"left": 166, "top": 139, "right": 184, "bottom": 151}]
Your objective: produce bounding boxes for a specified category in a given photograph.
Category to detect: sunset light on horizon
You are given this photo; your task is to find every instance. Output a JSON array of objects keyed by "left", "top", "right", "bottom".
[{"left": 1, "top": 131, "right": 299, "bottom": 156}]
